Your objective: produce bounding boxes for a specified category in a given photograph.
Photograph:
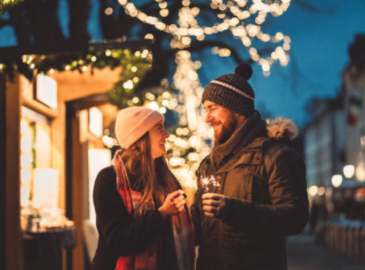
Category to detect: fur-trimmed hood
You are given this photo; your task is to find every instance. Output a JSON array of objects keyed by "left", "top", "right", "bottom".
[
  {"left": 209, "top": 113, "right": 299, "bottom": 167},
  {"left": 266, "top": 117, "right": 298, "bottom": 141}
]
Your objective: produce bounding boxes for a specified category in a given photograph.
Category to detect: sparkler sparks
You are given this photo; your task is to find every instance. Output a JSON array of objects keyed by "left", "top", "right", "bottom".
[{"left": 200, "top": 175, "right": 221, "bottom": 193}]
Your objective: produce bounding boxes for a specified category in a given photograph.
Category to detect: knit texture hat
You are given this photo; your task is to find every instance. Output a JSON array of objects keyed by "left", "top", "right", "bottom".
[
  {"left": 202, "top": 63, "right": 255, "bottom": 116},
  {"left": 115, "top": 107, "right": 164, "bottom": 149}
]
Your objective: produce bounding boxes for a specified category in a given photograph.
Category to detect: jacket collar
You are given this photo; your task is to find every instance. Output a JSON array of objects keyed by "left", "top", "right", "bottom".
[{"left": 207, "top": 113, "right": 300, "bottom": 169}]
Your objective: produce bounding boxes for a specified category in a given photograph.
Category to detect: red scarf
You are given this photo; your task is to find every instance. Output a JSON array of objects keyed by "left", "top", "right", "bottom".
[{"left": 113, "top": 150, "right": 195, "bottom": 270}]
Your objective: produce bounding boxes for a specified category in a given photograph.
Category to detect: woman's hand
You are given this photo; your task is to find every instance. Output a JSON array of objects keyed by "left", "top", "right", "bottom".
[{"left": 158, "top": 190, "right": 186, "bottom": 219}]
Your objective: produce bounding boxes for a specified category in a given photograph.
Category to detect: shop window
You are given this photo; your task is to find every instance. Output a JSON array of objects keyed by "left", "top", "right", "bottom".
[{"left": 20, "top": 106, "right": 73, "bottom": 232}]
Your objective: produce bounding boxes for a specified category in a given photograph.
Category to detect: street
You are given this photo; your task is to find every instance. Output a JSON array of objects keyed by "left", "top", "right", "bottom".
[{"left": 287, "top": 230, "right": 365, "bottom": 270}]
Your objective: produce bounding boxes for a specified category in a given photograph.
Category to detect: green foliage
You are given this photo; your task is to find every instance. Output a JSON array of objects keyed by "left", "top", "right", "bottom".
[
  {"left": 0, "top": 48, "right": 152, "bottom": 109},
  {"left": 107, "top": 50, "right": 152, "bottom": 108}
]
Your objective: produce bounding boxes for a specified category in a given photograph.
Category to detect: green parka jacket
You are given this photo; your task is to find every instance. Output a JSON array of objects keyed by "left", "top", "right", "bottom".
[{"left": 191, "top": 112, "right": 309, "bottom": 270}]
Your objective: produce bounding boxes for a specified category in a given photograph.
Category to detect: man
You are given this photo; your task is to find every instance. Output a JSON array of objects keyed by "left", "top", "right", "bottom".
[{"left": 190, "top": 63, "right": 309, "bottom": 270}]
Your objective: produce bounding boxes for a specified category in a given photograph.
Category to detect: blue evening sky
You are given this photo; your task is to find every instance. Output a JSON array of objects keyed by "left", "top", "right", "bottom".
[
  {"left": 200, "top": 0, "right": 365, "bottom": 127},
  {"left": 257, "top": 0, "right": 365, "bottom": 127}
]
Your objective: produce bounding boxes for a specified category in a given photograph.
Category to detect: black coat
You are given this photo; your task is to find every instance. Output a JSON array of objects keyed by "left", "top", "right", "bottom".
[
  {"left": 91, "top": 166, "right": 177, "bottom": 270},
  {"left": 190, "top": 113, "right": 309, "bottom": 270}
]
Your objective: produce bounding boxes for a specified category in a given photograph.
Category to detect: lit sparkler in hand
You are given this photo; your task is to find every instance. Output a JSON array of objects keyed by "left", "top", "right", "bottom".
[{"left": 200, "top": 176, "right": 221, "bottom": 193}]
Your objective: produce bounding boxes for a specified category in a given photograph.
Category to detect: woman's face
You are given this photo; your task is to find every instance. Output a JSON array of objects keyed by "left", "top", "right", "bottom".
[{"left": 149, "top": 119, "right": 170, "bottom": 159}]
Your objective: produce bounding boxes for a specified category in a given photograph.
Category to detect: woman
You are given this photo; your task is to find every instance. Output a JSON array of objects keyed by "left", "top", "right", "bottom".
[{"left": 92, "top": 107, "right": 195, "bottom": 270}]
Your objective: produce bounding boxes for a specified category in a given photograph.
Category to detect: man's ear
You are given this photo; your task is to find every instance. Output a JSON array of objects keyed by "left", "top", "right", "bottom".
[
  {"left": 234, "top": 113, "right": 246, "bottom": 126},
  {"left": 233, "top": 112, "right": 244, "bottom": 119}
]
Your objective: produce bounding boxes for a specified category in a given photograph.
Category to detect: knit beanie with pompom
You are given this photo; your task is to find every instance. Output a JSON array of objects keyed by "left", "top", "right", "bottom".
[{"left": 201, "top": 63, "right": 255, "bottom": 116}]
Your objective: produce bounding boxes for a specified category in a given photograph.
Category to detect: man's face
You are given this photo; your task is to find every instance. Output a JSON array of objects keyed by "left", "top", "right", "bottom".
[{"left": 203, "top": 100, "right": 238, "bottom": 145}]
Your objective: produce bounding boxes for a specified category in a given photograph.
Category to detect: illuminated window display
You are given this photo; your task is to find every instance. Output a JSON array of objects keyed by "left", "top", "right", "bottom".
[{"left": 20, "top": 108, "right": 74, "bottom": 232}]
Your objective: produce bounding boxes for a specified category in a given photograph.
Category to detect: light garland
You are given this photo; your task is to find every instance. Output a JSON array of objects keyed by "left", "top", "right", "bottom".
[
  {"left": 118, "top": 0, "right": 292, "bottom": 74},
  {"left": 0, "top": 48, "right": 153, "bottom": 108}
]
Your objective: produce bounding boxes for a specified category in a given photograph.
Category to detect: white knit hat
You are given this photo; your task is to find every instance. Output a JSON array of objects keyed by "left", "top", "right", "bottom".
[{"left": 115, "top": 107, "right": 164, "bottom": 149}]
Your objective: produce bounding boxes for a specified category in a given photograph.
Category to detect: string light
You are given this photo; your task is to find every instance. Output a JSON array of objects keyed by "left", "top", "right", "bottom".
[
  {"left": 118, "top": 0, "right": 291, "bottom": 74},
  {"left": 162, "top": 99, "right": 169, "bottom": 106},
  {"left": 0, "top": 48, "right": 152, "bottom": 97},
  {"left": 149, "top": 101, "right": 159, "bottom": 110},
  {"left": 123, "top": 80, "right": 134, "bottom": 89},
  {"left": 145, "top": 33, "right": 154, "bottom": 40},
  {"left": 159, "top": 107, "right": 167, "bottom": 114},
  {"left": 1, "top": 46, "right": 154, "bottom": 115},
  {"left": 105, "top": 7, "right": 113, "bottom": 15}
]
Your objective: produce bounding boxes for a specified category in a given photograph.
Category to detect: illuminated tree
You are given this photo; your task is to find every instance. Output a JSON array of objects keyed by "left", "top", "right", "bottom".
[{"left": 114, "top": 0, "right": 293, "bottom": 184}]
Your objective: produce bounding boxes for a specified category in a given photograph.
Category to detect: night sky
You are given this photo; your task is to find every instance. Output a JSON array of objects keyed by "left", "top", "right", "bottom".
[
  {"left": 199, "top": 0, "right": 365, "bottom": 127},
  {"left": 1, "top": 0, "right": 364, "bottom": 128}
]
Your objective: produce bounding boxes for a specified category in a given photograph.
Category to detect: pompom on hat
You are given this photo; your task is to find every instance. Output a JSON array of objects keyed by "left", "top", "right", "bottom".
[
  {"left": 202, "top": 63, "right": 255, "bottom": 116},
  {"left": 115, "top": 106, "right": 164, "bottom": 149}
]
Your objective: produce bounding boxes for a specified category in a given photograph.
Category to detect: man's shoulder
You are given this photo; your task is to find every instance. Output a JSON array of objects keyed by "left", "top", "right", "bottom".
[
  {"left": 264, "top": 141, "right": 304, "bottom": 167},
  {"left": 264, "top": 140, "right": 291, "bottom": 154}
]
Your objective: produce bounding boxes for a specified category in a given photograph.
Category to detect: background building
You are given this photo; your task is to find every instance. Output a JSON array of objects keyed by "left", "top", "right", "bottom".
[
  {"left": 343, "top": 34, "right": 365, "bottom": 182},
  {"left": 303, "top": 95, "right": 345, "bottom": 187}
]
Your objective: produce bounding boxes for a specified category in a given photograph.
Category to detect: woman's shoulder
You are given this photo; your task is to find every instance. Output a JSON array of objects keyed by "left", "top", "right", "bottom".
[
  {"left": 95, "top": 165, "right": 117, "bottom": 186},
  {"left": 93, "top": 166, "right": 119, "bottom": 202},
  {"left": 93, "top": 165, "right": 128, "bottom": 216}
]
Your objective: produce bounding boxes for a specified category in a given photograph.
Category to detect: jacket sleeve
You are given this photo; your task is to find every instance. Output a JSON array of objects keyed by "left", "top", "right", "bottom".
[
  {"left": 190, "top": 184, "right": 202, "bottom": 246},
  {"left": 190, "top": 156, "right": 210, "bottom": 246},
  {"left": 93, "top": 168, "right": 167, "bottom": 256},
  {"left": 222, "top": 146, "right": 309, "bottom": 236}
]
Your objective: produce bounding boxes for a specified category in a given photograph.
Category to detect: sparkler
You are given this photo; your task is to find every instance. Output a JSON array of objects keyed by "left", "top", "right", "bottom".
[{"left": 200, "top": 175, "right": 221, "bottom": 193}]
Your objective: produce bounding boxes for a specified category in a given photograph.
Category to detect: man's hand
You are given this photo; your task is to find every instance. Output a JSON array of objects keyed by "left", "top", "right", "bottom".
[{"left": 202, "top": 193, "right": 231, "bottom": 219}]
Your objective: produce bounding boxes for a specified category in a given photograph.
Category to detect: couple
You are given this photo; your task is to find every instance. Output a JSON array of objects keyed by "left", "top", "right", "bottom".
[{"left": 91, "top": 63, "right": 309, "bottom": 270}]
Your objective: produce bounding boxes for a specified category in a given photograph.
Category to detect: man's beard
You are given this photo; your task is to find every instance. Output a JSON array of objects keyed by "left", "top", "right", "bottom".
[{"left": 212, "top": 117, "right": 238, "bottom": 146}]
